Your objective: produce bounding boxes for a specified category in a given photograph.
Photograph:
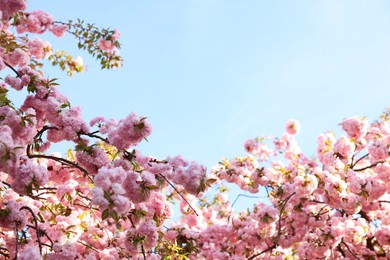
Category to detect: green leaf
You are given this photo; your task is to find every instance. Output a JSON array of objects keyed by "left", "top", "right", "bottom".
[
  {"left": 102, "top": 208, "right": 109, "bottom": 220},
  {"left": 103, "top": 190, "right": 113, "bottom": 204},
  {"left": 111, "top": 210, "right": 119, "bottom": 222}
]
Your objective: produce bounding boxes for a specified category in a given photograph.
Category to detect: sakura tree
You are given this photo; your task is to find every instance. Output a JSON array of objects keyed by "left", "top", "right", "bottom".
[{"left": 0, "top": 1, "right": 389, "bottom": 260}]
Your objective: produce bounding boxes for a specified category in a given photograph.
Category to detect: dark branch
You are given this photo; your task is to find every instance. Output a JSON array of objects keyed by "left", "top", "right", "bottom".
[
  {"left": 354, "top": 161, "right": 383, "bottom": 172},
  {"left": 4, "top": 61, "right": 21, "bottom": 78},
  {"left": 20, "top": 206, "right": 42, "bottom": 255},
  {"left": 158, "top": 173, "right": 199, "bottom": 216},
  {"left": 351, "top": 153, "right": 369, "bottom": 168}
]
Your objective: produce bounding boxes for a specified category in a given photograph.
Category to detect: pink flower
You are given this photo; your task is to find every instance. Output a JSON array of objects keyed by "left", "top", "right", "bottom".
[
  {"left": 8, "top": 48, "right": 30, "bottom": 67},
  {"left": 0, "top": 0, "right": 27, "bottom": 20},
  {"left": 375, "top": 162, "right": 390, "bottom": 182},
  {"left": 90, "top": 116, "right": 106, "bottom": 127},
  {"left": 113, "top": 194, "right": 133, "bottom": 214},
  {"left": 49, "top": 24, "right": 67, "bottom": 37},
  {"left": 27, "top": 37, "right": 52, "bottom": 59},
  {"left": 172, "top": 161, "right": 207, "bottom": 195},
  {"left": 10, "top": 156, "right": 49, "bottom": 195},
  {"left": 107, "top": 113, "right": 152, "bottom": 149},
  {"left": 0, "top": 200, "right": 28, "bottom": 229},
  {"left": 341, "top": 117, "right": 368, "bottom": 139},
  {"left": 285, "top": 119, "right": 301, "bottom": 135},
  {"left": 76, "top": 146, "right": 110, "bottom": 175},
  {"left": 0, "top": 57, "right": 6, "bottom": 70},
  {"left": 99, "top": 248, "right": 120, "bottom": 260},
  {"left": 16, "top": 10, "right": 54, "bottom": 34},
  {"left": 98, "top": 39, "right": 116, "bottom": 51},
  {"left": 376, "top": 225, "right": 390, "bottom": 246},
  {"left": 167, "top": 155, "right": 189, "bottom": 168},
  {"left": 112, "top": 29, "right": 121, "bottom": 41},
  {"left": 45, "top": 243, "right": 81, "bottom": 260},
  {"left": 333, "top": 136, "right": 354, "bottom": 159},
  {"left": 368, "top": 140, "right": 389, "bottom": 162},
  {"left": 137, "top": 220, "right": 158, "bottom": 249},
  {"left": 18, "top": 244, "right": 41, "bottom": 260},
  {"left": 91, "top": 187, "right": 110, "bottom": 208},
  {"left": 5, "top": 75, "right": 22, "bottom": 90}
]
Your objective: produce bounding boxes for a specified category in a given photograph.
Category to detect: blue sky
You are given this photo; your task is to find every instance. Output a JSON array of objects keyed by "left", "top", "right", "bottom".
[{"left": 20, "top": 1, "right": 390, "bottom": 209}]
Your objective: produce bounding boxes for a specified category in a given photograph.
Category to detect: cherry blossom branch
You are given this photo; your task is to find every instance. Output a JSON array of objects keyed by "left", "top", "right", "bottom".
[
  {"left": 78, "top": 130, "right": 108, "bottom": 143},
  {"left": 158, "top": 173, "right": 199, "bottom": 216},
  {"left": 28, "top": 150, "right": 89, "bottom": 176},
  {"left": 77, "top": 240, "right": 99, "bottom": 253},
  {"left": 276, "top": 192, "right": 296, "bottom": 236},
  {"left": 337, "top": 244, "right": 346, "bottom": 258},
  {"left": 309, "top": 199, "right": 326, "bottom": 204},
  {"left": 366, "top": 236, "right": 386, "bottom": 257},
  {"left": 30, "top": 191, "right": 56, "bottom": 200},
  {"left": 354, "top": 161, "right": 384, "bottom": 172},
  {"left": 26, "top": 224, "right": 54, "bottom": 249},
  {"left": 351, "top": 153, "right": 369, "bottom": 168},
  {"left": 27, "top": 126, "right": 92, "bottom": 180},
  {"left": 19, "top": 206, "right": 42, "bottom": 255},
  {"left": 340, "top": 241, "right": 359, "bottom": 260},
  {"left": 3, "top": 61, "right": 21, "bottom": 78},
  {"left": 359, "top": 210, "right": 371, "bottom": 222},
  {"left": 73, "top": 200, "right": 99, "bottom": 211},
  {"left": 0, "top": 247, "right": 9, "bottom": 258},
  {"left": 247, "top": 244, "right": 276, "bottom": 260}
]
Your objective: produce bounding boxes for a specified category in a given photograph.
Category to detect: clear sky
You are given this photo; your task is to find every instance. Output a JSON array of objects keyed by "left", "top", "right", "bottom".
[{"left": 20, "top": 1, "right": 390, "bottom": 209}]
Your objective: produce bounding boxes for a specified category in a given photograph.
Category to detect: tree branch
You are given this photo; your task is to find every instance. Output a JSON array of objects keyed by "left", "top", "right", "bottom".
[
  {"left": 20, "top": 206, "right": 42, "bottom": 255},
  {"left": 351, "top": 153, "right": 369, "bottom": 168},
  {"left": 158, "top": 173, "right": 199, "bottom": 216},
  {"left": 4, "top": 61, "right": 21, "bottom": 78},
  {"left": 354, "top": 161, "right": 383, "bottom": 172},
  {"left": 340, "top": 241, "right": 359, "bottom": 260}
]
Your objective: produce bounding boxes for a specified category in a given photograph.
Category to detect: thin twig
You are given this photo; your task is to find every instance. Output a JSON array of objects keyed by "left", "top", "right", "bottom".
[
  {"left": 77, "top": 240, "right": 99, "bottom": 253},
  {"left": 340, "top": 241, "right": 359, "bottom": 260},
  {"left": 247, "top": 244, "right": 277, "bottom": 260},
  {"left": 78, "top": 131, "right": 108, "bottom": 143},
  {"left": 15, "top": 220, "right": 19, "bottom": 259},
  {"left": 351, "top": 153, "right": 369, "bottom": 168},
  {"left": 158, "top": 173, "right": 199, "bottom": 216},
  {"left": 354, "top": 161, "right": 383, "bottom": 172},
  {"left": 27, "top": 152, "right": 89, "bottom": 177},
  {"left": 26, "top": 126, "right": 91, "bottom": 180},
  {"left": 231, "top": 194, "right": 259, "bottom": 208}
]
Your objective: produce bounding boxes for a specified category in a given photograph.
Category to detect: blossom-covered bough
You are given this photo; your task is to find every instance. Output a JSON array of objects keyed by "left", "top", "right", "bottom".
[{"left": 0, "top": 1, "right": 390, "bottom": 259}]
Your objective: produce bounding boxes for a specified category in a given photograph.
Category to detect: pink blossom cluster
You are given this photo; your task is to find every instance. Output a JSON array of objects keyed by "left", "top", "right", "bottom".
[
  {"left": 91, "top": 113, "right": 152, "bottom": 149},
  {"left": 27, "top": 37, "right": 52, "bottom": 59},
  {"left": 0, "top": 0, "right": 27, "bottom": 21},
  {"left": 201, "top": 117, "right": 390, "bottom": 258},
  {"left": 166, "top": 156, "right": 207, "bottom": 195},
  {"left": 16, "top": 10, "right": 54, "bottom": 34},
  {"left": 98, "top": 29, "right": 120, "bottom": 53}
]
